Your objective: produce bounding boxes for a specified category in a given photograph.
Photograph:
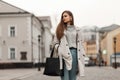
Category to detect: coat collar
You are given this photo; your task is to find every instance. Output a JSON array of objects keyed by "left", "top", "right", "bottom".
[{"left": 64, "top": 26, "right": 81, "bottom": 35}]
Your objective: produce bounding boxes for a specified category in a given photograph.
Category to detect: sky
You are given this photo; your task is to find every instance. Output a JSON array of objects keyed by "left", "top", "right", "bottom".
[{"left": 3, "top": 0, "right": 120, "bottom": 33}]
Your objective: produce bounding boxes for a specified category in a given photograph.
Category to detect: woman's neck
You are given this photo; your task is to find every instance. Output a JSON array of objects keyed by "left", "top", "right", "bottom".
[
  {"left": 66, "top": 22, "right": 71, "bottom": 25},
  {"left": 67, "top": 24, "right": 74, "bottom": 27}
]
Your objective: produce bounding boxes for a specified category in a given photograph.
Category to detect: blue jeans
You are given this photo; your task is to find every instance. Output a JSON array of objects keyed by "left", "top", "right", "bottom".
[{"left": 61, "top": 48, "right": 77, "bottom": 80}]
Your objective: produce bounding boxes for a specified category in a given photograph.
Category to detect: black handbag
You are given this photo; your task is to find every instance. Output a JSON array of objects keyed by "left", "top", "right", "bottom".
[{"left": 43, "top": 44, "right": 64, "bottom": 76}]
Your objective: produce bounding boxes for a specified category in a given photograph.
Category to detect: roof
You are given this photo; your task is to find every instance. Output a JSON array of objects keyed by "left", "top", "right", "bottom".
[
  {"left": 38, "top": 16, "right": 52, "bottom": 28},
  {"left": 0, "top": 0, "right": 29, "bottom": 14},
  {"left": 100, "top": 24, "right": 120, "bottom": 32}
]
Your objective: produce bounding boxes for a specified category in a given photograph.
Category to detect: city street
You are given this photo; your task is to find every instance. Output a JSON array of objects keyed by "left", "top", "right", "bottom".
[
  {"left": 81, "top": 66, "right": 120, "bottom": 80},
  {"left": 24, "top": 67, "right": 120, "bottom": 80},
  {"left": 4, "top": 66, "right": 119, "bottom": 80},
  {"left": 1, "top": 0, "right": 120, "bottom": 80}
]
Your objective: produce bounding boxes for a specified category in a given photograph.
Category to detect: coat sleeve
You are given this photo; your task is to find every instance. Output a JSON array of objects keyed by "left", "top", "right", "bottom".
[
  {"left": 53, "top": 34, "right": 60, "bottom": 49},
  {"left": 51, "top": 34, "right": 60, "bottom": 57},
  {"left": 78, "top": 29, "right": 86, "bottom": 56}
]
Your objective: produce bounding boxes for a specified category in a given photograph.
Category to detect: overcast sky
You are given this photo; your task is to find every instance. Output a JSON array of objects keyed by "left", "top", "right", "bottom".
[{"left": 3, "top": 0, "right": 120, "bottom": 33}]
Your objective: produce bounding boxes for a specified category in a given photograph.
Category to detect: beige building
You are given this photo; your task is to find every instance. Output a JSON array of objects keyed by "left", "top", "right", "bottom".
[
  {"left": 0, "top": 0, "right": 52, "bottom": 68},
  {"left": 101, "top": 26, "right": 120, "bottom": 66},
  {"left": 83, "top": 25, "right": 120, "bottom": 66},
  {"left": 84, "top": 41, "right": 97, "bottom": 57},
  {"left": 82, "top": 26, "right": 98, "bottom": 62}
]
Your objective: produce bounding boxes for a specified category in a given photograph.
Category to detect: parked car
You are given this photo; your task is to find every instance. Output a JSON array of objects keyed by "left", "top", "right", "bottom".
[
  {"left": 84, "top": 56, "right": 96, "bottom": 66},
  {"left": 84, "top": 56, "right": 90, "bottom": 66}
]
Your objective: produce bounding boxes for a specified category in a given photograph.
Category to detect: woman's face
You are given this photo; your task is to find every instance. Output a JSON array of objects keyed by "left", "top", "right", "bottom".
[{"left": 62, "top": 12, "right": 72, "bottom": 25}]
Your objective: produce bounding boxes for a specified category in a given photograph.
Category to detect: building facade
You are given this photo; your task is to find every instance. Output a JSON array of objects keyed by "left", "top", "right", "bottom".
[
  {"left": 37, "top": 16, "right": 52, "bottom": 64},
  {"left": 0, "top": 0, "right": 48, "bottom": 68},
  {"left": 101, "top": 26, "right": 120, "bottom": 66}
]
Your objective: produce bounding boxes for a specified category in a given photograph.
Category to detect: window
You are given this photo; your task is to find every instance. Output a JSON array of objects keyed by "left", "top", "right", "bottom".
[
  {"left": 91, "top": 35, "right": 96, "bottom": 40},
  {"left": 10, "top": 48, "right": 15, "bottom": 59},
  {"left": 10, "top": 26, "right": 15, "bottom": 37},
  {"left": 0, "top": 26, "right": 2, "bottom": 36},
  {"left": 20, "top": 52, "right": 27, "bottom": 60},
  {"left": 0, "top": 47, "right": 1, "bottom": 59}
]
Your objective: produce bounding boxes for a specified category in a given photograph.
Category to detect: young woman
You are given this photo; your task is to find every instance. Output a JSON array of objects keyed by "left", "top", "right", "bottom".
[{"left": 53, "top": 10, "right": 85, "bottom": 80}]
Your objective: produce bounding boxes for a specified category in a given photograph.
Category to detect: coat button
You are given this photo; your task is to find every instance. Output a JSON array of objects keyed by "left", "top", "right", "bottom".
[
  {"left": 68, "top": 53, "right": 70, "bottom": 55},
  {"left": 66, "top": 44, "right": 68, "bottom": 46},
  {"left": 79, "top": 58, "right": 80, "bottom": 60}
]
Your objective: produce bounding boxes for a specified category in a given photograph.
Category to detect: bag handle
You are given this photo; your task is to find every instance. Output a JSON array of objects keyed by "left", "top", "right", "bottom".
[{"left": 50, "top": 43, "right": 60, "bottom": 58}]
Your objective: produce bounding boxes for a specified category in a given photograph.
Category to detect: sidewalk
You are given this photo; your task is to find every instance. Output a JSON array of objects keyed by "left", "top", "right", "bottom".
[
  {"left": 103, "top": 66, "right": 120, "bottom": 71},
  {"left": 0, "top": 68, "right": 39, "bottom": 80},
  {"left": 0, "top": 67, "right": 120, "bottom": 80}
]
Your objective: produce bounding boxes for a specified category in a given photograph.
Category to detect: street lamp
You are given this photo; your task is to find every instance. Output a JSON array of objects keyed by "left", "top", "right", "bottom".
[
  {"left": 113, "top": 37, "right": 117, "bottom": 69},
  {"left": 98, "top": 48, "right": 102, "bottom": 67},
  {"left": 38, "top": 35, "right": 41, "bottom": 71},
  {"left": 94, "top": 28, "right": 102, "bottom": 66}
]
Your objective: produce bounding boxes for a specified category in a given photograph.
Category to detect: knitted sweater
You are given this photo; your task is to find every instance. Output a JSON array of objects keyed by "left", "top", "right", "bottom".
[{"left": 66, "top": 25, "right": 77, "bottom": 48}]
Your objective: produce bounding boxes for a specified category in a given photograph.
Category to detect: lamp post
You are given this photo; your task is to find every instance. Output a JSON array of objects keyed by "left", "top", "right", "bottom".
[
  {"left": 113, "top": 37, "right": 117, "bottom": 69},
  {"left": 98, "top": 48, "right": 102, "bottom": 67},
  {"left": 98, "top": 30, "right": 102, "bottom": 67},
  {"left": 38, "top": 35, "right": 41, "bottom": 71}
]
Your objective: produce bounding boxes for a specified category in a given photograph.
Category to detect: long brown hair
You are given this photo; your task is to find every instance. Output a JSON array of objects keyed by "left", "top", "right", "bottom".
[{"left": 56, "top": 10, "right": 74, "bottom": 41}]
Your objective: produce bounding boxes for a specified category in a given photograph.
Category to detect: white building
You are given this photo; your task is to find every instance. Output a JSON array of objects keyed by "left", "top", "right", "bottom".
[
  {"left": 38, "top": 16, "right": 53, "bottom": 64},
  {"left": 0, "top": 0, "right": 52, "bottom": 68}
]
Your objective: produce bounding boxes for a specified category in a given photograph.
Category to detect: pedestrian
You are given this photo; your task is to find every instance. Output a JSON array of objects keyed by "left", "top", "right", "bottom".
[{"left": 53, "top": 10, "right": 86, "bottom": 80}]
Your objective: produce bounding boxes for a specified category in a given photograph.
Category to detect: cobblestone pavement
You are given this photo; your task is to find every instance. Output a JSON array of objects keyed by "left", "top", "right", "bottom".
[
  {"left": 21, "top": 66, "right": 120, "bottom": 80},
  {"left": 20, "top": 68, "right": 60, "bottom": 80},
  {"left": 0, "top": 68, "right": 38, "bottom": 80},
  {"left": 80, "top": 66, "right": 120, "bottom": 80},
  {"left": 0, "top": 67, "right": 120, "bottom": 80}
]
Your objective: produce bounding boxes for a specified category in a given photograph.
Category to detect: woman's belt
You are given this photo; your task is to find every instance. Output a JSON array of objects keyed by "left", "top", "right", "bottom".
[{"left": 69, "top": 47, "right": 77, "bottom": 50}]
